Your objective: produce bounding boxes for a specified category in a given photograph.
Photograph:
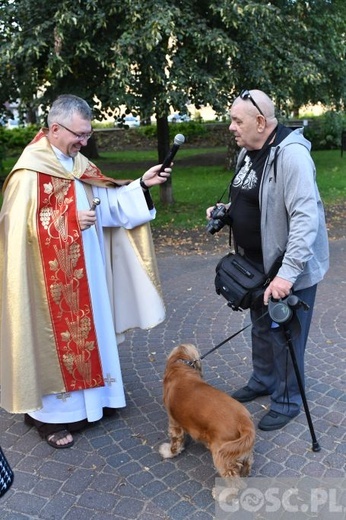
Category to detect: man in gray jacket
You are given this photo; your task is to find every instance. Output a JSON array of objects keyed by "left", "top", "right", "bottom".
[{"left": 207, "top": 89, "right": 329, "bottom": 430}]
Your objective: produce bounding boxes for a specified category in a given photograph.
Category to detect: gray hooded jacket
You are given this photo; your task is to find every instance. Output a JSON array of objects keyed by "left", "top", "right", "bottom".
[{"left": 236, "top": 127, "right": 329, "bottom": 290}]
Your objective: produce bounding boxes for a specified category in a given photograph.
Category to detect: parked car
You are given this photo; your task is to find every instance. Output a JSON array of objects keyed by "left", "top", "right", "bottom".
[
  {"left": 168, "top": 113, "right": 190, "bottom": 123},
  {"left": 115, "top": 115, "right": 140, "bottom": 128},
  {"left": 0, "top": 117, "right": 20, "bottom": 129},
  {"left": 7, "top": 118, "right": 20, "bottom": 129}
]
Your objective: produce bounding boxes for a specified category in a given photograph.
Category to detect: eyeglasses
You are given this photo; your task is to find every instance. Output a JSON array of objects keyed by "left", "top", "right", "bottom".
[
  {"left": 240, "top": 90, "right": 265, "bottom": 117},
  {"left": 57, "top": 122, "right": 93, "bottom": 141}
]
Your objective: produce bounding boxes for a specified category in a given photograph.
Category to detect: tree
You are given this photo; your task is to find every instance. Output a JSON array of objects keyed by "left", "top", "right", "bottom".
[
  {"left": 0, "top": 0, "right": 237, "bottom": 202},
  {"left": 0, "top": 0, "right": 345, "bottom": 202},
  {"left": 265, "top": 0, "right": 346, "bottom": 113}
]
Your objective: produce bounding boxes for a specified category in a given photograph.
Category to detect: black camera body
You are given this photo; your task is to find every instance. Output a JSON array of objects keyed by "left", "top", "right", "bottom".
[
  {"left": 268, "top": 294, "right": 310, "bottom": 324},
  {"left": 206, "top": 205, "right": 230, "bottom": 235}
]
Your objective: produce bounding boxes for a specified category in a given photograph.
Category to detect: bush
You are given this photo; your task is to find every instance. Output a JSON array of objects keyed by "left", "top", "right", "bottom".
[
  {"left": 303, "top": 111, "right": 346, "bottom": 150},
  {"left": 0, "top": 125, "right": 40, "bottom": 158}
]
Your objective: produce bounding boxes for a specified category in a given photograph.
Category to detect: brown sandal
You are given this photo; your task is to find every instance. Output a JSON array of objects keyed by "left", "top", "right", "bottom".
[
  {"left": 24, "top": 414, "right": 74, "bottom": 448},
  {"left": 46, "top": 430, "right": 74, "bottom": 449}
]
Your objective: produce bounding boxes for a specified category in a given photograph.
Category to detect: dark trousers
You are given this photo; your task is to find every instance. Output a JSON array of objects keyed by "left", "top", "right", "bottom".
[{"left": 248, "top": 284, "right": 317, "bottom": 417}]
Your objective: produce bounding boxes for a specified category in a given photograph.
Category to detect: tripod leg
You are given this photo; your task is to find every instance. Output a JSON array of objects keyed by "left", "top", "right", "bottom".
[{"left": 283, "top": 325, "right": 321, "bottom": 452}]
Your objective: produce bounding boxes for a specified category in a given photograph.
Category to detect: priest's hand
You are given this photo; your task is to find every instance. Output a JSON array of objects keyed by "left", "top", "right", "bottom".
[
  {"left": 78, "top": 210, "right": 97, "bottom": 231},
  {"left": 140, "top": 165, "right": 172, "bottom": 188}
]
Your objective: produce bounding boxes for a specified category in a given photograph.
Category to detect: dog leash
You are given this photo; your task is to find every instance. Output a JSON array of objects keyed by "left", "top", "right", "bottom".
[{"left": 199, "top": 310, "right": 268, "bottom": 361}]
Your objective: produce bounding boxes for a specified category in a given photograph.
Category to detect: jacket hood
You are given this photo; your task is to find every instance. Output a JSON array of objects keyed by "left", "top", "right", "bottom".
[
  {"left": 273, "top": 124, "right": 311, "bottom": 152},
  {"left": 266, "top": 125, "right": 311, "bottom": 177}
]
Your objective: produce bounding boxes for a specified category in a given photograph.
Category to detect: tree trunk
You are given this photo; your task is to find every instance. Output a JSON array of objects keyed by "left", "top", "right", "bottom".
[
  {"left": 26, "top": 106, "right": 37, "bottom": 124},
  {"left": 156, "top": 115, "right": 174, "bottom": 205},
  {"left": 81, "top": 134, "right": 100, "bottom": 159},
  {"left": 226, "top": 137, "right": 239, "bottom": 171}
]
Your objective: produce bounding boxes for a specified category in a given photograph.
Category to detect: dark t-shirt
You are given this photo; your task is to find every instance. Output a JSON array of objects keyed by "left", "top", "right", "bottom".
[{"left": 229, "top": 148, "right": 271, "bottom": 263}]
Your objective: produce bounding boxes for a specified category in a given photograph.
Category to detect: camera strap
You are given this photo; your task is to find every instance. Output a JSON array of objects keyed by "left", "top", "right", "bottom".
[{"left": 199, "top": 309, "right": 268, "bottom": 361}]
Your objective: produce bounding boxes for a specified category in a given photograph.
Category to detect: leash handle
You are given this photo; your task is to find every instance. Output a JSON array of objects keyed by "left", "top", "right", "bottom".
[{"left": 200, "top": 310, "right": 268, "bottom": 360}]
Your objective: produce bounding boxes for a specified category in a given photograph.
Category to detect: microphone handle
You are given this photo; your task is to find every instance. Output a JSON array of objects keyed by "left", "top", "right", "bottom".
[{"left": 158, "top": 144, "right": 180, "bottom": 176}]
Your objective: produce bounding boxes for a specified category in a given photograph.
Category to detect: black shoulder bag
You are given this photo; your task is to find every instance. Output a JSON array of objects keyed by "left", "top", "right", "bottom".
[
  {"left": 215, "top": 254, "right": 266, "bottom": 311},
  {"left": 215, "top": 251, "right": 285, "bottom": 311}
]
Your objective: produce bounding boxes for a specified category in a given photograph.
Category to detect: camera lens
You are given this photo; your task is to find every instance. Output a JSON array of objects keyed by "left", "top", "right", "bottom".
[
  {"left": 268, "top": 299, "right": 293, "bottom": 324},
  {"left": 206, "top": 219, "right": 222, "bottom": 235}
]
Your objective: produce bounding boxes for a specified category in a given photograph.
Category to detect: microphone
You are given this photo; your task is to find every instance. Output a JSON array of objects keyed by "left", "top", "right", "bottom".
[
  {"left": 158, "top": 133, "right": 185, "bottom": 177},
  {"left": 90, "top": 198, "right": 100, "bottom": 210}
]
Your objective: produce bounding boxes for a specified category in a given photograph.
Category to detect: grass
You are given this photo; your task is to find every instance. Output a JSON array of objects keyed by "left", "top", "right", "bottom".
[
  {"left": 96, "top": 148, "right": 346, "bottom": 228},
  {"left": 2, "top": 148, "right": 346, "bottom": 229},
  {"left": 96, "top": 147, "right": 225, "bottom": 163}
]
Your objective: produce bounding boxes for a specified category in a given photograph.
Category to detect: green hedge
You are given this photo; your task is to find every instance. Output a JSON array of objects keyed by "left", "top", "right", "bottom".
[
  {"left": 298, "top": 111, "right": 346, "bottom": 150},
  {"left": 0, "top": 125, "right": 39, "bottom": 158}
]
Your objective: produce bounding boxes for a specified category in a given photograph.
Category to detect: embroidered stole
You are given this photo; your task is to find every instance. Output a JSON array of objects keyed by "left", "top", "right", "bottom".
[{"left": 36, "top": 173, "right": 104, "bottom": 391}]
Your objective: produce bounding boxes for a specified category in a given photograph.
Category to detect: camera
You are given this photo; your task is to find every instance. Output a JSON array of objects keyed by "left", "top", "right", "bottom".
[
  {"left": 206, "top": 205, "right": 230, "bottom": 235},
  {"left": 268, "top": 295, "right": 310, "bottom": 324}
]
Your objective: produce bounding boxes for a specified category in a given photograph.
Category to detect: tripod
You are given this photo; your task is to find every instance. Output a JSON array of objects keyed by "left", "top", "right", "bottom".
[{"left": 268, "top": 295, "right": 321, "bottom": 452}]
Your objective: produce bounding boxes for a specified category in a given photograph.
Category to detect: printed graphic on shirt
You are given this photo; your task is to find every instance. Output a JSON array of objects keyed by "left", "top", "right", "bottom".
[{"left": 233, "top": 156, "right": 258, "bottom": 191}]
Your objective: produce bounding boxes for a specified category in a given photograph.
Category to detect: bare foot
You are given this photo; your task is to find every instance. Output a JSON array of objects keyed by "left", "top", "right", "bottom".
[{"left": 46, "top": 430, "right": 74, "bottom": 449}]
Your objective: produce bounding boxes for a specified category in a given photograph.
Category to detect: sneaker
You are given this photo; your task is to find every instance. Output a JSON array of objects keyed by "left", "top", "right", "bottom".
[
  {"left": 258, "top": 410, "right": 299, "bottom": 431},
  {"left": 231, "top": 385, "right": 270, "bottom": 403}
]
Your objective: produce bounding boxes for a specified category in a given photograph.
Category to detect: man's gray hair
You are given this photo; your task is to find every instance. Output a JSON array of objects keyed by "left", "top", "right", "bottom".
[{"left": 47, "top": 95, "right": 92, "bottom": 126}]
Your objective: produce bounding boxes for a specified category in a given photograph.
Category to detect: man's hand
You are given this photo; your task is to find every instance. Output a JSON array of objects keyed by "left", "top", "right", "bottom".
[
  {"left": 206, "top": 203, "right": 227, "bottom": 219},
  {"left": 263, "top": 276, "right": 293, "bottom": 305}
]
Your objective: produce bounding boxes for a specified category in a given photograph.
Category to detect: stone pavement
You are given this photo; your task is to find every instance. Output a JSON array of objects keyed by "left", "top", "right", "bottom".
[{"left": 1, "top": 239, "right": 345, "bottom": 519}]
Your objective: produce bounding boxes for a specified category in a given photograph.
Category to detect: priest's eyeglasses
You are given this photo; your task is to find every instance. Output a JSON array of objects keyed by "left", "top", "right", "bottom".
[
  {"left": 240, "top": 90, "right": 265, "bottom": 117},
  {"left": 57, "top": 122, "right": 93, "bottom": 141}
]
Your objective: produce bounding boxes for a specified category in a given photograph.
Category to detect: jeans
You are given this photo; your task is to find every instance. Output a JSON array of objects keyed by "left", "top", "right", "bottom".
[{"left": 248, "top": 285, "right": 317, "bottom": 417}]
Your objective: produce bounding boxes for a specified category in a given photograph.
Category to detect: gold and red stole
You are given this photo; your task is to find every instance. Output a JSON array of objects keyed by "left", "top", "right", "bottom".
[{"left": 37, "top": 173, "right": 104, "bottom": 391}]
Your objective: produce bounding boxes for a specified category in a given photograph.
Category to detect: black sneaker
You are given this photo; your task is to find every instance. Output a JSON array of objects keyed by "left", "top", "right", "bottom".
[
  {"left": 231, "top": 385, "right": 270, "bottom": 403},
  {"left": 258, "top": 410, "right": 299, "bottom": 431}
]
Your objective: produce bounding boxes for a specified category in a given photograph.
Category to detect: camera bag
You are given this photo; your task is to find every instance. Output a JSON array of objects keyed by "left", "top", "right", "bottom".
[{"left": 215, "top": 253, "right": 269, "bottom": 311}]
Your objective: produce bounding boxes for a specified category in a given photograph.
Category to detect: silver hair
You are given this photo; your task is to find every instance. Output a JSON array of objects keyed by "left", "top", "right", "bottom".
[{"left": 47, "top": 94, "right": 92, "bottom": 126}]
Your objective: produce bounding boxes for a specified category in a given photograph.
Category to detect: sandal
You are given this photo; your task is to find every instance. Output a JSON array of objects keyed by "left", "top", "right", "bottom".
[{"left": 46, "top": 429, "right": 74, "bottom": 449}]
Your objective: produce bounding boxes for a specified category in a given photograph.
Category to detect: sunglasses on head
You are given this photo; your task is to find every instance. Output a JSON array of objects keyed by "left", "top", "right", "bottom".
[{"left": 240, "top": 90, "right": 265, "bottom": 117}]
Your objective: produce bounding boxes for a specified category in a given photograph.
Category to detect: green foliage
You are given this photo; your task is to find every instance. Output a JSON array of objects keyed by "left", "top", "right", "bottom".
[
  {"left": 92, "top": 121, "right": 114, "bottom": 129},
  {"left": 304, "top": 112, "right": 346, "bottom": 150},
  {"left": 0, "top": 0, "right": 345, "bottom": 122},
  {"left": 0, "top": 125, "right": 39, "bottom": 157}
]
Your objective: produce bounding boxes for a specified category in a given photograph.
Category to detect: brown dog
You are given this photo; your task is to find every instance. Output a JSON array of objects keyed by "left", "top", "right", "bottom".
[{"left": 159, "top": 344, "right": 255, "bottom": 494}]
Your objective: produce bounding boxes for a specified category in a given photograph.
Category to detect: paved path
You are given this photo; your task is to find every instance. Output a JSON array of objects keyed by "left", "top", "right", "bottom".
[{"left": 1, "top": 239, "right": 345, "bottom": 519}]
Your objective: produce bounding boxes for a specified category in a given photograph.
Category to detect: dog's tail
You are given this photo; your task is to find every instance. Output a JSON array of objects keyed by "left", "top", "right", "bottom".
[{"left": 213, "top": 422, "right": 255, "bottom": 478}]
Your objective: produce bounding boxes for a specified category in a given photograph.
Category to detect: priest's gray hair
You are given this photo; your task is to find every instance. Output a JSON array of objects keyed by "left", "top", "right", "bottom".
[{"left": 48, "top": 94, "right": 92, "bottom": 126}]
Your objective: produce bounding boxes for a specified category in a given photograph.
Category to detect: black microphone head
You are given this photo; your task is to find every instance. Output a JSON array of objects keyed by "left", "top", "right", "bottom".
[{"left": 174, "top": 134, "right": 185, "bottom": 146}]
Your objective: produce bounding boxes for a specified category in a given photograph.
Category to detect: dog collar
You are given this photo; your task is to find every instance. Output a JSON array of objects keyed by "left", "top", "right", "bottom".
[{"left": 176, "top": 358, "right": 199, "bottom": 369}]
